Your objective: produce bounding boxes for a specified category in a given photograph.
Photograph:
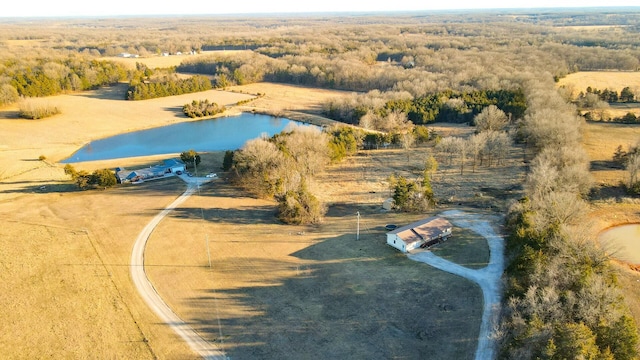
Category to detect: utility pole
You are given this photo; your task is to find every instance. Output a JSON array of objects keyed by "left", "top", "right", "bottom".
[
  {"left": 206, "top": 234, "right": 211, "bottom": 269},
  {"left": 356, "top": 211, "right": 360, "bottom": 240},
  {"left": 193, "top": 154, "right": 198, "bottom": 177}
]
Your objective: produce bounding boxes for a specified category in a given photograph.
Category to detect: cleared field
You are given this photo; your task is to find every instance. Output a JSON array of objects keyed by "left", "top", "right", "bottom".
[
  {"left": 102, "top": 50, "right": 249, "bottom": 70},
  {"left": 145, "top": 152, "right": 494, "bottom": 359},
  {"left": 557, "top": 71, "right": 640, "bottom": 99},
  {"left": 0, "top": 81, "right": 509, "bottom": 358},
  {"left": 583, "top": 120, "right": 640, "bottom": 340},
  {"left": 583, "top": 121, "right": 640, "bottom": 186}
]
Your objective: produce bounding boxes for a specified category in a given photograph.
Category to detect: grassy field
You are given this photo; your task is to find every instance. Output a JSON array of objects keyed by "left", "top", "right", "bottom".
[
  {"left": 102, "top": 50, "right": 249, "bottom": 70},
  {"left": 0, "top": 81, "right": 514, "bottom": 358},
  {"left": 144, "top": 147, "right": 501, "bottom": 359},
  {"left": 583, "top": 121, "right": 640, "bottom": 186},
  {"left": 557, "top": 71, "right": 640, "bottom": 99},
  {"left": 5, "top": 76, "right": 639, "bottom": 358},
  {"left": 582, "top": 119, "right": 640, "bottom": 340}
]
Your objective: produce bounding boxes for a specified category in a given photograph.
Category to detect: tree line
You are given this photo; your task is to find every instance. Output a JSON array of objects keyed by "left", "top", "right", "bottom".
[
  {"left": 126, "top": 74, "right": 212, "bottom": 100},
  {"left": 499, "top": 80, "right": 638, "bottom": 359},
  {"left": 0, "top": 57, "right": 128, "bottom": 106},
  {"left": 324, "top": 88, "right": 526, "bottom": 126},
  {"left": 578, "top": 86, "right": 636, "bottom": 104}
]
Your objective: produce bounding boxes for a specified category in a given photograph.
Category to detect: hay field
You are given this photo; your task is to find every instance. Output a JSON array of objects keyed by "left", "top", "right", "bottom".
[
  {"left": 103, "top": 50, "right": 248, "bottom": 70},
  {"left": 557, "top": 71, "right": 640, "bottom": 99},
  {"left": 583, "top": 122, "right": 640, "bottom": 186}
]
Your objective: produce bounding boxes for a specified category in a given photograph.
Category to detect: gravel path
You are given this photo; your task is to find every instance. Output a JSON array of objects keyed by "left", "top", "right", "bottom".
[
  {"left": 408, "top": 210, "right": 504, "bottom": 360},
  {"left": 130, "top": 176, "right": 226, "bottom": 360}
]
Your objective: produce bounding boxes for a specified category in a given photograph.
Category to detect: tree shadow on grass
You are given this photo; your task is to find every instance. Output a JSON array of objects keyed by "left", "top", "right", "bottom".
[
  {"left": 76, "top": 84, "right": 129, "bottom": 100},
  {"left": 167, "top": 205, "right": 277, "bottom": 224},
  {"left": 162, "top": 106, "right": 187, "bottom": 118},
  {"left": 0, "top": 180, "right": 76, "bottom": 194},
  {"left": 591, "top": 160, "right": 624, "bottom": 171},
  {"left": 184, "top": 229, "right": 482, "bottom": 360}
]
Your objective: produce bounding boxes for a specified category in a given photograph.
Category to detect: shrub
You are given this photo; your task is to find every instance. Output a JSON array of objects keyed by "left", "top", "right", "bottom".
[
  {"left": 182, "top": 99, "right": 226, "bottom": 118},
  {"left": 276, "top": 181, "right": 325, "bottom": 225},
  {"left": 18, "top": 100, "right": 61, "bottom": 119}
]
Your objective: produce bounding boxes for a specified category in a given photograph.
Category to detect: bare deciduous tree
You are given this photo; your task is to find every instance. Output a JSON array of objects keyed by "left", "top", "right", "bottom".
[
  {"left": 626, "top": 151, "right": 640, "bottom": 189},
  {"left": 474, "top": 105, "right": 508, "bottom": 132}
]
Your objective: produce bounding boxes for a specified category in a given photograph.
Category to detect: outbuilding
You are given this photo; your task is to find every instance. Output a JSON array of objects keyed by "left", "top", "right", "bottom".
[{"left": 386, "top": 216, "right": 453, "bottom": 253}]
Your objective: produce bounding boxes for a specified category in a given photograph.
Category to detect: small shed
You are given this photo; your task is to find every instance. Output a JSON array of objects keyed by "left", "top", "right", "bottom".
[{"left": 386, "top": 216, "right": 453, "bottom": 253}]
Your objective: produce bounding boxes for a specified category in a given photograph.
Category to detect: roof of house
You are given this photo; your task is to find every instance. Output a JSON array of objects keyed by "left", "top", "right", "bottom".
[
  {"left": 388, "top": 216, "right": 452, "bottom": 245},
  {"left": 163, "top": 158, "right": 185, "bottom": 167}
]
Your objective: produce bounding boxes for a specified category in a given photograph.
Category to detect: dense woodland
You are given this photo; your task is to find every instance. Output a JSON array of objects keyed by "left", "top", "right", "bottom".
[{"left": 2, "top": 8, "right": 640, "bottom": 358}]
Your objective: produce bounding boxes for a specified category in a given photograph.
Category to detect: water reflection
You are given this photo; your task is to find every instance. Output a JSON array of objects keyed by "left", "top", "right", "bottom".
[{"left": 62, "top": 113, "right": 311, "bottom": 163}]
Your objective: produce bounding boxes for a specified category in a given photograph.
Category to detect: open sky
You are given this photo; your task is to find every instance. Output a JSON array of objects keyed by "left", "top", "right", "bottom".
[{"left": 3, "top": 0, "right": 637, "bottom": 17}]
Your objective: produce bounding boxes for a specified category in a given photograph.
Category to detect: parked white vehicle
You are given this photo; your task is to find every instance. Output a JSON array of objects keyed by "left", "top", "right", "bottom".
[{"left": 206, "top": 173, "right": 218, "bottom": 178}]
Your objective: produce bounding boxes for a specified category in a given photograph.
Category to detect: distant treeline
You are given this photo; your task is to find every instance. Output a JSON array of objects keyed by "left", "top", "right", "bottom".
[
  {"left": 578, "top": 86, "right": 636, "bottom": 103},
  {"left": 0, "top": 58, "right": 128, "bottom": 105},
  {"left": 325, "top": 89, "right": 527, "bottom": 125},
  {"left": 125, "top": 75, "right": 212, "bottom": 100}
]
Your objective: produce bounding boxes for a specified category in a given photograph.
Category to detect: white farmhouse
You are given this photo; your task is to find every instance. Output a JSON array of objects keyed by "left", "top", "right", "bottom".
[{"left": 386, "top": 216, "right": 453, "bottom": 253}]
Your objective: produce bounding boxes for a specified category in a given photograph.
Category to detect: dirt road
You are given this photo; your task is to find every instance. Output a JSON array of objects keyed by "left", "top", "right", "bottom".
[
  {"left": 409, "top": 210, "right": 504, "bottom": 360},
  {"left": 130, "top": 177, "right": 225, "bottom": 360}
]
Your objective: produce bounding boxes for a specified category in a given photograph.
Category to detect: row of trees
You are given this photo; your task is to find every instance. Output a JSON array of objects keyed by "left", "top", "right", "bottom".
[
  {"left": 0, "top": 58, "right": 128, "bottom": 105},
  {"left": 323, "top": 88, "right": 526, "bottom": 127},
  {"left": 499, "top": 80, "right": 638, "bottom": 359},
  {"left": 182, "top": 99, "right": 225, "bottom": 118},
  {"left": 579, "top": 86, "right": 636, "bottom": 103},
  {"left": 125, "top": 75, "right": 212, "bottom": 100},
  {"left": 584, "top": 111, "right": 640, "bottom": 124}
]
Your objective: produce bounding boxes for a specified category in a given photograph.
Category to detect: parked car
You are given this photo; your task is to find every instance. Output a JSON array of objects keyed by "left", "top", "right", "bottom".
[
  {"left": 206, "top": 173, "right": 218, "bottom": 178},
  {"left": 176, "top": 170, "right": 182, "bottom": 175}
]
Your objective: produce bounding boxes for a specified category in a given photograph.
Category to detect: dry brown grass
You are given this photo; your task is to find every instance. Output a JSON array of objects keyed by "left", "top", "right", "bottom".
[
  {"left": 102, "top": 50, "right": 249, "bottom": 70},
  {"left": 557, "top": 71, "right": 640, "bottom": 99},
  {"left": 144, "top": 145, "right": 505, "bottom": 359},
  {"left": 0, "top": 79, "right": 523, "bottom": 358},
  {"left": 584, "top": 121, "right": 640, "bottom": 338},
  {"left": 583, "top": 121, "right": 640, "bottom": 186}
]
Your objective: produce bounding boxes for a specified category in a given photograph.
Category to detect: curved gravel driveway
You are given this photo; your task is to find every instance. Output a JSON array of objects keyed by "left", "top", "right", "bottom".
[
  {"left": 408, "top": 210, "right": 504, "bottom": 360},
  {"left": 130, "top": 176, "right": 225, "bottom": 360}
]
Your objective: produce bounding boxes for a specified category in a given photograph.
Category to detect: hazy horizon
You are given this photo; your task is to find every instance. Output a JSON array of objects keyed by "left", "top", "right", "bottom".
[{"left": 3, "top": 1, "right": 639, "bottom": 18}]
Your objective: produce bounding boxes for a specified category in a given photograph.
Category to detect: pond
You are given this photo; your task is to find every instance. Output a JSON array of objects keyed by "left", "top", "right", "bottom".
[
  {"left": 598, "top": 224, "right": 640, "bottom": 264},
  {"left": 62, "top": 113, "right": 313, "bottom": 163}
]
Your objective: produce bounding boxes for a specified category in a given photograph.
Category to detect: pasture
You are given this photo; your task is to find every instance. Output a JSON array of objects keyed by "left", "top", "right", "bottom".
[
  {"left": 557, "top": 71, "right": 640, "bottom": 99},
  {"left": 0, "top": 82, "right": 508, "bottom": 358}
]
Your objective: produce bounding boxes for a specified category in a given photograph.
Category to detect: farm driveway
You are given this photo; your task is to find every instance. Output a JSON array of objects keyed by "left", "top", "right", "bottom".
[
  {"left": 130, "top": 176, "right": 225, "bottom": 360},
  {"left": 408, "top": 210, "right": 504, "bottom": 360}
]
